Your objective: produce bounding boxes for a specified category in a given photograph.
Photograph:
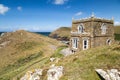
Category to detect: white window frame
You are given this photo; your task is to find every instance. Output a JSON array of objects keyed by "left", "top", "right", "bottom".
[
  {"left": 78, "top": 24, "right": 84, "bottom": 33},
  {"left": 83, "top": 39, "right": 88, "bottom": 50},
  {"left": 101, "top": 23, "right": 107, "bottom": 34},
  {"left": 72, "top": 37, "right": 79, "bottom": 49}
]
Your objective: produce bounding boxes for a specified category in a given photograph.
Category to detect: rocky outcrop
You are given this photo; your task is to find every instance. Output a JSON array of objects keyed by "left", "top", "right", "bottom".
[
  {"left": 20, "top": 65, "right": 64, "bottom": 80},
  {"left": 20, "top": 69, "right": 43, "bottom": 80},
  {"left": 95, "top": 69, "right": 120, "bottom": 80},
  {"left": 47, "top": 64, "right": 64, "bottom": 80}
]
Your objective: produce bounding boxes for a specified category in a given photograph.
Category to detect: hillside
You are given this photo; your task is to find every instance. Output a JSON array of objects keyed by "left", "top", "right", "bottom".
[
  {"left": 58, "top": 45, "right": 120, "bottom": 80},
  {"left": 14, "top": 44, "right": 120, "bottom": 80},
  {"left": 0, "top": 30, "right": 64, "bottom": 80},
  {"left": 0, "top": 30, "right": 120, "bottom": 80},
  {"left": 37, "top": 44, "right": 120, "bottom": 80},
  {"left": 49, "top": 27, "right": 71, "bottom": 41}
]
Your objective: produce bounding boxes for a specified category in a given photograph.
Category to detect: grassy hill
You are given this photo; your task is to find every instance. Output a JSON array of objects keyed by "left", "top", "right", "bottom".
[
  {"left": 12, "top": 44, "right": 119, "bottom": 80},
  {"left": 0, "top": 30, "right": 64, "bottom": 80},
  {"left": 57, "top": 45, "right": 120, "bottom": 80},
  {"left": 49, "top": 27, "right": 71, "bottom": 41},
  {"left": 0, "top": 29, "right": 120, "bottom": 80}
]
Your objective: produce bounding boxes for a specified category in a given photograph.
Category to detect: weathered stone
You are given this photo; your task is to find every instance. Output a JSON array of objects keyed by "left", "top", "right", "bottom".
[
  {"left": 20, "top": 69, "right": 43, "bottom": 80},
  {"left": 95, "top": 69, "right": 120, "bottom": 80},
  {"left": 47, "top": 64, "right": 64, "bottom": 80},
  {"left": 70, "top": 16, "right": 114, "bottom": 52},
  {"left": 50, "top": 57, "right": 55, "bottom": 62}
]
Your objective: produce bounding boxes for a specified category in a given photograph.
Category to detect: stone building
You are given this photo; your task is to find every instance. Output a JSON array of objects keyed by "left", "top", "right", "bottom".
[{"left": 70, "top": 15, "right": 114, "bottom": 52}]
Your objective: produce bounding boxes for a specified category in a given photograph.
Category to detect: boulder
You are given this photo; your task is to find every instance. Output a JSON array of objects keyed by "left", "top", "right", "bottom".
[
  {"left": 47, "top": 64, "right": 64, "bottom": 80},
  {"left": 95, "top": 69, "right": 120, "bottom": 80},
  {"left": 20, "top": 69, "right": 43, "bottom": 80}
]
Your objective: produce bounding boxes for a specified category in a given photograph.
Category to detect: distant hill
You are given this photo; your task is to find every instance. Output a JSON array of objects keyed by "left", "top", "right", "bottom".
[
  {"left": 0, "top": 30, "right": 63, "bottom": 80},
  {"left": 49, "top": 27, "right": 71, "bottom": 41}
]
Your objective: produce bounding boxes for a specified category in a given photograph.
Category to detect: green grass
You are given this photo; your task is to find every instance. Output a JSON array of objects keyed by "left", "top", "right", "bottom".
[
  {"left": 114, "top": 34, "right": 120, "bottom": 41},
  {"left": 0, "top": 51, "right": 43, "bottom": 80},
  {"left": 57, "top": 45, "right": 120, "bottom": 80},
  {"left": 114, "top": 26, "right": 120, "bottom": 34},
  {"left": 51, "top": 46, "right": 67, "bottom": 58}
]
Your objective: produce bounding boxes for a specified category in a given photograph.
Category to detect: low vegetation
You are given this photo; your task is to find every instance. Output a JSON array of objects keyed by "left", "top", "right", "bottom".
[
  {"left": 0, "top": 30, "right": 64, "bottom": 80},
  {"left": 0, "top": 28, "right": 120, "bottom": 80},
  {"left": 57, "top": 45, "right": 120, "bottom": 80}
]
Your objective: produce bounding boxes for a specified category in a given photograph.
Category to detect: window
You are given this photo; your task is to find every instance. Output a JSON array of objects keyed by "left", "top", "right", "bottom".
[
  {"left": 78, "top": 24, "right": 84, "bottom": 33},
  {"left": 106, "top": 39, "right": 111, "bottom": 45},
  {"left": 101, "top": 23, "right": 107, "bottom": 34},
  {"left": 83, "top": 39, "right": 88, "bottom": 50},
  {"left": 72, "top": 38, "right": 79, "bottom": 49}
]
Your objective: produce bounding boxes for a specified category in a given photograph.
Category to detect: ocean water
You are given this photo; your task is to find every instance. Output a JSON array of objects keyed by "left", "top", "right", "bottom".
[
  {"left": 34, "top": 32, "right": 51, "bottom": 36},
  {"left": 0, "top": 32, "right": 51, "bottom": 36}
]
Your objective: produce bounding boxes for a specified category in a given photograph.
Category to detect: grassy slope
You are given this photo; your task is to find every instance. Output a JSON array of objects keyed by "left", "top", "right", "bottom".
[
  {"left": 54, "top": 45, "right": 120, "bottom": 80},
  {"left": 0, "top": 30, "right": 63, "bottom": 80},
  {"left": 0, "top": 27, "right": 120, "bottom": 80},
  {"left": 12, "top": 44, "right": 120, "bottom": 80}
]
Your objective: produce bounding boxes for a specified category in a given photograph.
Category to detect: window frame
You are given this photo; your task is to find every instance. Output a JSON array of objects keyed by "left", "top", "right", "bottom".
[
  {"left": 78, "top": 24, "right": 84, "bottom": 33},
  {"left": 101, "top": 23, "right": 107, "bottom": 34}
]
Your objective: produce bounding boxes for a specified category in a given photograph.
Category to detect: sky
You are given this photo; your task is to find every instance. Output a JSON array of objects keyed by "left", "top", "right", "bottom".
[{"left": 0, "top": 0, "right": 120, "bottom": 32}]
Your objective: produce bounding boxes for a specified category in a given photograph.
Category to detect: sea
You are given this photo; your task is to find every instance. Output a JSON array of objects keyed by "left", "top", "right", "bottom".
[{"left": 0, "top": 32, "right": 51, "bottom": 36}]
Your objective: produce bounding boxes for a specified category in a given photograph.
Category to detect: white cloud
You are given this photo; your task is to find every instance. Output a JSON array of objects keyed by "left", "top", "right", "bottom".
[
  {"left": 0, "top": 4, "right": 9, "bottom": 15},
  {"left": 75, "top": 12, "right": 83, "bottom": 16},
  {"left": 114, "top": 21, "right": 120, "bottom": 26},
  {"left": 17, "top": 6, "right": 22, "bottom": 11},
  {"left": 54, "top": 0, "right": 68, "bottom": 5}
]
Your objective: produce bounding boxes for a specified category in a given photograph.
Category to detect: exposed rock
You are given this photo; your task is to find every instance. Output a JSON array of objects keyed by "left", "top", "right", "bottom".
[
  {"left": 95, "top": 69, "right": 120, "bottom": 80},
  {"left": 47, "top": 64, "right": 64, "bottom": 80},
  {"left": 50, "top": 57, "right": 55, "bottom": 62},
  {"left": 20, "top": 69, "right": 43, "bottom": 80},
  {"left": 0, "top": 41, "right": 10, "bottom": 48},
  {"left": 60, "top": 48, "right": 73, "bottom": 56}
]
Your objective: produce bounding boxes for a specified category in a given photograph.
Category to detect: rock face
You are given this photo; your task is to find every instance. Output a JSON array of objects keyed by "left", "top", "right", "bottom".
[
  {"left": 47, "top": 65, "right": 64, "bottom": 80},
  {"left": 21, "top": 65, "right": 63, "bottom": 80},
  {"left": 95, "top": 69, "right": 120, "bottom": 80},
  {"left": 20, "top": 69, "right": 43, "bottom": 80}
]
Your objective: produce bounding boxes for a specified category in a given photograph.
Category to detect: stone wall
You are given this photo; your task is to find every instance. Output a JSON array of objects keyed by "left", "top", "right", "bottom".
[{"left": 70, "top": 17, "right": 114, "bottom": 51}]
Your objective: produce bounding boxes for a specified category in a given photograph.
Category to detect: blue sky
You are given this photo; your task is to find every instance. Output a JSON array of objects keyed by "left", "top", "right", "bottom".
[{"left": 0, "top": 0, "right": 120, "bottom": 32}]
